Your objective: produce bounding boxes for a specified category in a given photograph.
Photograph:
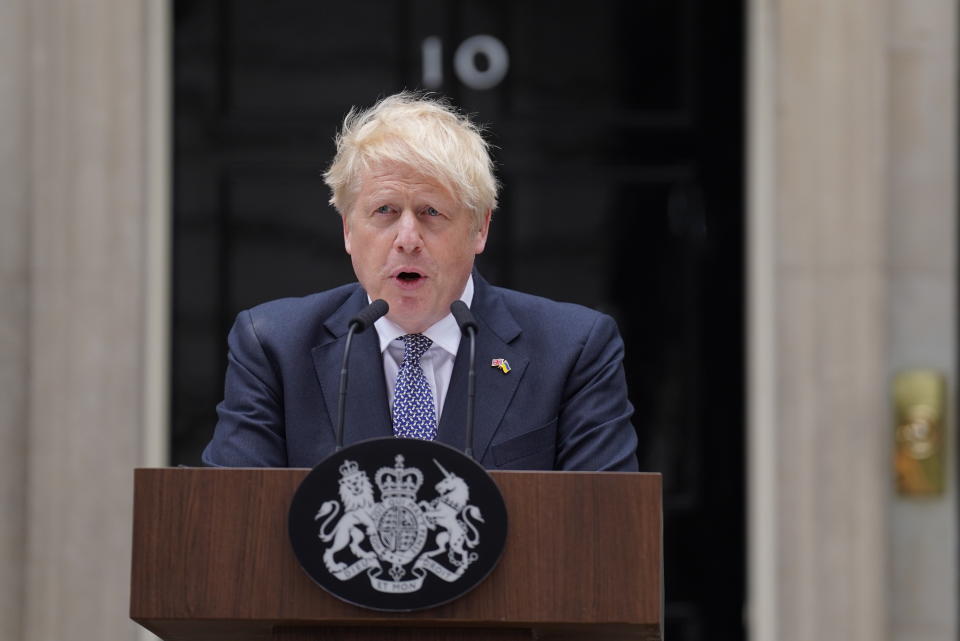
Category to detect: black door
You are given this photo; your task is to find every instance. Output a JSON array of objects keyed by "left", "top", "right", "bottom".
[{"left": 172, "top": 2, "right": 744, "bottom": 638}]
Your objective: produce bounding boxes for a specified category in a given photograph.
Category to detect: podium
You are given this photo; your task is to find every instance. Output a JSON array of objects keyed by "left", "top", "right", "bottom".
[{"left": 130, "top": 468, "right": 662, "bottom": 640}]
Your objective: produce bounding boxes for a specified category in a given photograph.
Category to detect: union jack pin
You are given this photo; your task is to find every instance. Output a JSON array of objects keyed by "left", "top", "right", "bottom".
[{"left": 491, "top": 358, "right": 511, "bottom": 374}]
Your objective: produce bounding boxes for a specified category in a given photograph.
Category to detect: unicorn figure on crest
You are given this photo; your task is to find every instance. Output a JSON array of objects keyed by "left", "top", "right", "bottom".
[{"left": 419, "top": 460, "right": 484, "bottom": 569}]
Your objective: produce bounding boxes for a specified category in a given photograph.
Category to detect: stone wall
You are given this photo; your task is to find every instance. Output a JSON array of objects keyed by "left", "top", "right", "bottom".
[
  {"left": 0, "top": 1, "right": 159, "bottom": 640},
  {"left": 749, "top": 0, "right": 957, "bottom": 640}
]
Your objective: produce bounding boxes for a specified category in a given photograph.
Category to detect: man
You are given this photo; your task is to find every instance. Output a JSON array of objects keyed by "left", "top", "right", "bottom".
[{"left": 202, "top": 92, "right": 638, "bottom": 471}]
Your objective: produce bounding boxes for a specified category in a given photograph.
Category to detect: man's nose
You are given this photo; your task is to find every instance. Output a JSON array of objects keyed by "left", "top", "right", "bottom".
[{"left": 393, "top": 211, "right": 423, "bottom": 252}]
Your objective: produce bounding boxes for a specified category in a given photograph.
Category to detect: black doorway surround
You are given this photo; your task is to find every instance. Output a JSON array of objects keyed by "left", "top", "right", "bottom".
[{"left": 172, "top": 2, "right": 744, "bottom": 638}]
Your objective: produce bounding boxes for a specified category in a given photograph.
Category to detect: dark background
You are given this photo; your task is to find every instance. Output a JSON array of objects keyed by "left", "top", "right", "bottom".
[{"left": 172, "top": 1, "right": 745, "bottom": 638}]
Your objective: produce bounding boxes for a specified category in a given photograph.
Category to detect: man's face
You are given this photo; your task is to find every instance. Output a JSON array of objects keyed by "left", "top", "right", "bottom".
[{"left": 343, "top": 162, "right": 491, "bottom": 333}]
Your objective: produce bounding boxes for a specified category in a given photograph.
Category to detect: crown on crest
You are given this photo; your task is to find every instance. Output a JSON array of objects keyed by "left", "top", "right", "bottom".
[
  {"left": 375, "top": 455, "right": 423, "bottom": 499},
  {"left": 338, "top": 459, "right": 362, "bottom": 480}
]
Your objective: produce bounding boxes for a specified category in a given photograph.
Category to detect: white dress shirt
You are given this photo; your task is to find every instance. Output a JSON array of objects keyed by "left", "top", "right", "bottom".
[{"left": 373, "top": 275, "right": 473, "bottom": 422}]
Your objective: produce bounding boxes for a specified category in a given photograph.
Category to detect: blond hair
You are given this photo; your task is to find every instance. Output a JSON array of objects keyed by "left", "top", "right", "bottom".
[{"left": 323, "top": 92, "right": 498, "bottom": 228}]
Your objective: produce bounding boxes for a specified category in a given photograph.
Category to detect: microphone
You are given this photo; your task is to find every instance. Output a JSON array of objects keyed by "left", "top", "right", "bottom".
[
  {"left": 336, "top": 299, "right": 389, "bottom": 450},
  {"left": 349, "top": 298, "right": 389, "bottom": 332},
  {"left": 450, "top": 301, "right": 478, "bottom": 460}
]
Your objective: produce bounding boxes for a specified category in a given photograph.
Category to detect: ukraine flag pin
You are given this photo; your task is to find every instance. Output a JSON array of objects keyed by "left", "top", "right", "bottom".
[{"left": 491, "top": 358, "right": 511, "bottom": 374}]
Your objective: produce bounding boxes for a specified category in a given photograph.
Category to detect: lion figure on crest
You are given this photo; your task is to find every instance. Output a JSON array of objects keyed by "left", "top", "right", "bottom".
[
  {"left": 420, "top": 460, "right": 484, "bottom": 569},
  {"left": 314, "top": 460, "right": 377, "bottom": 572}
]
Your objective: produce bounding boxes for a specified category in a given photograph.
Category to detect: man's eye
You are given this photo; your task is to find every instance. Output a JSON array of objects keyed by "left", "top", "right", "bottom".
[
  {"left": 374, "top": 205, "right": 393, "bottom": 214},
  {"left": 423, "top": 206, "right": 441, "bottom": 217}
]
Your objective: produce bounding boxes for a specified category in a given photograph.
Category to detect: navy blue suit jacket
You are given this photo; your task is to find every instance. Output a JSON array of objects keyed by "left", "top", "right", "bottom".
[{"left": 202, "top": 275, "right": 639, "bottom": 470}]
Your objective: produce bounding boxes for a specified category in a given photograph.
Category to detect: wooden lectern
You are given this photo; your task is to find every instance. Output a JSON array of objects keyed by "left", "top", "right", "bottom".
[{"left": 130, "top": 468, "right": 662, "bottom": 641}]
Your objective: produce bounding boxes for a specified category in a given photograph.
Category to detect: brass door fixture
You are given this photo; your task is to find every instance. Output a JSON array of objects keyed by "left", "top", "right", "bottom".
[{"left": 893, "top": 369, "right": 946, "bottom": 496}]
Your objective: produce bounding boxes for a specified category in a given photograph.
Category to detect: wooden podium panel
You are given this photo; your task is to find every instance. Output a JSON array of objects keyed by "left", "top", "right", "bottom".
[{"left": 130, "top": 469, "right": 661, "bottom": 641}]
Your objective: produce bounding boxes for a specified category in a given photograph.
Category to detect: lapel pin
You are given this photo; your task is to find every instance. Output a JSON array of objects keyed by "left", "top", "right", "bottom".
[{"left": 491, "top": 358, "right": 511, "bottom": 374}]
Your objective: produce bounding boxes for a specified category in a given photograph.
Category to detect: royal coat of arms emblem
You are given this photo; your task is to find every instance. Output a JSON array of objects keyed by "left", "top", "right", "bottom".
[
  {"left": 316, "top": 455, "right": 484, "bottom": 593},
  {"left": 288, "top": 438, "right": 507, "bottom": 611}
]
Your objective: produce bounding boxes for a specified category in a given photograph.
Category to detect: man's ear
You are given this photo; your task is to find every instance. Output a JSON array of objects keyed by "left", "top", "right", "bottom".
[
  {"left": 474, "top": 209, "right": 493, "bottom": 254},
  {"left": 341, "top": 214, "right": 352, "bottom": 254}
]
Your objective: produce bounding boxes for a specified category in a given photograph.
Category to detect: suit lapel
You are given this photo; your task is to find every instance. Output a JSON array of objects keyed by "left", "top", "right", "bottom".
[
  {"left": 437, "top": 276, "right": 528, "bottom": 461},
  {"left": 311, "top": 288, "right": 393, "bottom": 445}
]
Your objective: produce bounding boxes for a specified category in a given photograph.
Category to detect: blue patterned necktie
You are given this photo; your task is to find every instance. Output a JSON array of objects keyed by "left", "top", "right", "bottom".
[{"left": 392, "top": 333, "right": 437, "bottom": 440}]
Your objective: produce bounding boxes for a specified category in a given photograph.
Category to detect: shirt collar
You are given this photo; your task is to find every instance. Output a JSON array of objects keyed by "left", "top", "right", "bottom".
[{"left": 372, "top": 275, "right": 474, "bottom": 357}]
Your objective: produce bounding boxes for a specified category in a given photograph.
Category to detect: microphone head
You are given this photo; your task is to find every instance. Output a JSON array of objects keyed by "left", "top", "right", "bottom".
[
  {"left": 450, "top": 300, "right": 478, "bottom": 334},
  {"left": 350, "top": 299, "right": 389, "bottom": 332}
]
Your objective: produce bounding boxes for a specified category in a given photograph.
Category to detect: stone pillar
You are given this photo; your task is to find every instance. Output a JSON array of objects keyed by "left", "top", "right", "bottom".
[
  {"left": 0, "top": 0, "right": 30, "bottom": 639},
  {"left": 748, "top": 0, "right": 890, "bottom": 639},
  {"left": 887, "top": 2, "right": 957, "bottom": 640},
  {"left": 0, "top": 1, "right": 160, "bottom": 639}
]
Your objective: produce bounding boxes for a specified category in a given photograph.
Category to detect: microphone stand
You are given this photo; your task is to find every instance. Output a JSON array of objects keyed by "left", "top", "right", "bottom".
[
  {"left": 335, "top": 323, "right": 357, "bottom": 452},
  {"left": 464, "top": 323, "right": 477, "bottom": 460},
  {"left": 450, "top": 300, "right": 479, "bottom": 461},
  {"left": 335, "top": 299, "right": 389, "bottom": 451}
]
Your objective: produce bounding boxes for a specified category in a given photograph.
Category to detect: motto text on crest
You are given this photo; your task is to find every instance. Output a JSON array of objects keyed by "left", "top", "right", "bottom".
[{"left": 314, "top": 455, "right": 485, "bottom": 593}]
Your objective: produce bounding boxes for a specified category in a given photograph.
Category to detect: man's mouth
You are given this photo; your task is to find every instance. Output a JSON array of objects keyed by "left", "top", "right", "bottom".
[{"left": 392, "top": 270, "right": 427, "bottom": 289}]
